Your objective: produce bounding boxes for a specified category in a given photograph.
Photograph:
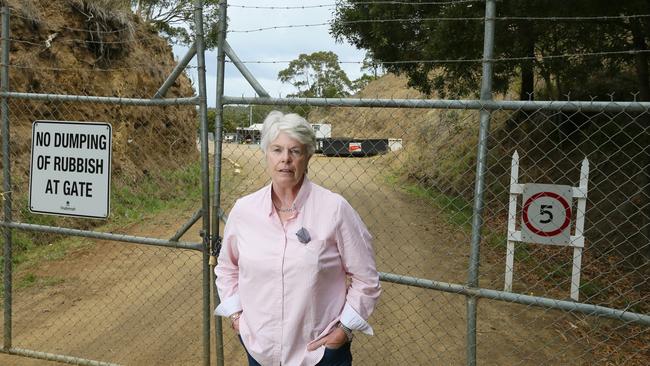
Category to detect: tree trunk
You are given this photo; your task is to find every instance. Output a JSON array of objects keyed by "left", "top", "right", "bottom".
[
  {"left": 519, "top": 65, "right": 535, "bottom": 101},
  {"left": 508, "top": 25, "right": 537, "bottom": 130},
  {"left": 631, "top": 19, "right": 650, "bottom": 101},
  {"left": 519, "top": 28, "right": 536, "bottom": 101}
]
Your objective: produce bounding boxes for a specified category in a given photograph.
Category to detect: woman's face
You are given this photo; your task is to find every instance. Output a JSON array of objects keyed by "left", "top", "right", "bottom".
[{"left": 266, "top": 132, "right": 311, "bottom": 190}]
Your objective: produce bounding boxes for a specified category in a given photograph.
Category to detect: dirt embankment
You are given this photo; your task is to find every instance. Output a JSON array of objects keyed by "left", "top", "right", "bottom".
[{"left": 2, "top": 0, "right": 198, "bottom": 189}]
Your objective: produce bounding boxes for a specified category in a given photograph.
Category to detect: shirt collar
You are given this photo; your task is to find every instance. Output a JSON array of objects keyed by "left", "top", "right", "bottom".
[{"left": 265, "top": 176, "right": 312, "bottom": 217}]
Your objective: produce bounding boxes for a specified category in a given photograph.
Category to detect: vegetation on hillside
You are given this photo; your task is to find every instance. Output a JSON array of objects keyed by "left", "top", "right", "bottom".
[
  {"left": 329, "top": 1, "right": 649, "bottom": 266},
  {"left": 0, "top": 0, "right": 199, "bottom": 266},
  {"left": 311, "top": 73, "right": 648, "bottom": 311},
  {"left": 332, "top": 0, "right": 650, "bottom": 102}
]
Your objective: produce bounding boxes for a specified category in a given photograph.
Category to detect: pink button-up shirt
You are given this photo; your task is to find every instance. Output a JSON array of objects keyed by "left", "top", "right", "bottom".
[{"left": 215, "top": 177, "right": 381, "bottom": 366}]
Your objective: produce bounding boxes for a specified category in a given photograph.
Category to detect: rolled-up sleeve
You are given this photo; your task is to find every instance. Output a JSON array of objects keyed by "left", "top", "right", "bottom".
[
  {"left": 335, "top": 198, "right": 381, "bottom": 335},
  {"left": 214, "top": 202, "right": 242, "bottom": 317}
]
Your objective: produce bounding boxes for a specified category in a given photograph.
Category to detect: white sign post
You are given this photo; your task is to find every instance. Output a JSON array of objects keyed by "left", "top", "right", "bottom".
[
  {"left": 504, "top": 151, "right": 589, "bottom": 301},
  {"left": 29, "top": 120, "right": 112, "bottom": 219}
]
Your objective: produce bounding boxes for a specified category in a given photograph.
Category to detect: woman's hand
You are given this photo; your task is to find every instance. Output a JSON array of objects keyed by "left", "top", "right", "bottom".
[
  {"left": 232, "top": 318, "right": 240, "bottom": 333},
  {"left": 307, "top": 327, "right": 348, "bottom": 351},
  {"left": 230, "top": 312, "right": 242, "bottom": 333}
]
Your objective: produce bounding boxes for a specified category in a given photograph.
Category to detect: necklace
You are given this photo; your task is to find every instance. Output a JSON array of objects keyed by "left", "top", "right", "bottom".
[{"left": 274, "top": 204, "right": 296, "bottom": 213}]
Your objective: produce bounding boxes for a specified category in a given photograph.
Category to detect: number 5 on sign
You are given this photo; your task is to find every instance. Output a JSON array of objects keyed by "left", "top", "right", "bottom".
[
  {"left": 539, "top": 205, "right": 553, "bottom": 223},
  {"left": 504, "top": 152, "right": 589, "bottom": 301}
]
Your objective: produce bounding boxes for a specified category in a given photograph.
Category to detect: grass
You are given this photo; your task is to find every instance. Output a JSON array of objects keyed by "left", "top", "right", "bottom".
[
  {"left": 110, "top": 163, "right": 202, "bottom": 225},
  {"left": 385, "top": 172, "right": 474, "bottom": 229},
  {"left": 17, "top": 272, "right": 65, "bottom": 290},
  {"left": 579, "top": 280, "right": 605, "bottom": 299}
]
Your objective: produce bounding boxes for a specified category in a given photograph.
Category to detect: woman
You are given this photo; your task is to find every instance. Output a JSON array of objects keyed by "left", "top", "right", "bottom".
[{"left": 214, "top": 111, "right": 381, "bottom": 366}]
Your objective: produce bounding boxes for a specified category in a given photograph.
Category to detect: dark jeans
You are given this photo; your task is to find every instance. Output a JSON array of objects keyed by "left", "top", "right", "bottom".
[{"left": 239, "top": 336, "right": 353, "bottom": 366}]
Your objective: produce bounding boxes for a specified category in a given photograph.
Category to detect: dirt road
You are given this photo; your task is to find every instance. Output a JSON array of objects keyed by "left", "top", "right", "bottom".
[{"left": 0, "top": 144, "right": 586, "bottom": 365}]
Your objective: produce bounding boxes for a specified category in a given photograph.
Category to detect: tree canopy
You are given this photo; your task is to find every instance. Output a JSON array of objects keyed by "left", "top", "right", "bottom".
[
  {"left": 132, "top": 0, "right": 221, "bottom": 48},
  {"left": 278, "top": 51, "right": 353, "bottom": 98},
  {"left": 331, "top": 0, "right": 650, "bottom": 101}
]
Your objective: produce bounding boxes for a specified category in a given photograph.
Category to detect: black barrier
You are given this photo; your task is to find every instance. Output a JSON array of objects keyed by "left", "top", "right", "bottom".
[{"left": 321, "top": 138, "right": 389, "bottom": 157}]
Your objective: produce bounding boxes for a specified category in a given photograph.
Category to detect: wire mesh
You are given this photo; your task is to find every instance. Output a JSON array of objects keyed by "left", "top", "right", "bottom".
[
  {"left": 0, "top": 5, "right": 212, "bottom": 365},
  {"left": 1, "top": 0, "right": 649, "bottom": 365},
  {"left": 215, "top": 99, "right": 649, "bottom": 365},
  {"left": 7, "top": 238, "right": 205, "bottom": 365},
  {"left": 217, "top": 103, "right": 472, "bottom": 364},
  {"left": 479, "top": 106, "right": 649, "bottom": 365}
]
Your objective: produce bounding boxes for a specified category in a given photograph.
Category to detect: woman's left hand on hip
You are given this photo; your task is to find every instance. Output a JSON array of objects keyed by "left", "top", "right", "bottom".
[{"left": 307, "top": 327, "right": 348, "bottom": 351}]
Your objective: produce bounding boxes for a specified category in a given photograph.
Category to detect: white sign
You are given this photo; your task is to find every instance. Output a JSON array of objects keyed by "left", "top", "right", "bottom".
[
  {"left": 521, "top": 183, "right": 573, "bottom": 245},
  {"left": 29, "top": 120, "right": 112, "bottom": 219}
]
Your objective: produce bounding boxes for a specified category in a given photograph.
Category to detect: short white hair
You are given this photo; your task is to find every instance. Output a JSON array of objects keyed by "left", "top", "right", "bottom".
[{"left": 260, "top": 111, "right": 316, "bottom": 157}]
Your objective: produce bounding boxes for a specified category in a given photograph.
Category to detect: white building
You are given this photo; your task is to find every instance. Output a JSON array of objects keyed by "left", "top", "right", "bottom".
[{"left": 311, "top": 123, "right": 332, "bottom": 139}]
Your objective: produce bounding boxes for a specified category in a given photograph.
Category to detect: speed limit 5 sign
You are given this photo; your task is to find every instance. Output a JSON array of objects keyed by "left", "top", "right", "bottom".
[
  {"left": 504, "top": 153, "right": 589, "bottom": 300},
  {"left": 521, "top": 183, "right": 573, "bottom": 245}
]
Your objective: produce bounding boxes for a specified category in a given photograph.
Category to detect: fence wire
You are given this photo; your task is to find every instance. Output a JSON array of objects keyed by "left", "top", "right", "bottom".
[
  {"left": 1, "top": 0, "right": 649, "bottom": 365},
  {"left": 0, "top": 3, "right": 214, "bottom": 365},
  {"left": 215, "top": 100, "right": 649, "bottom": 365}
]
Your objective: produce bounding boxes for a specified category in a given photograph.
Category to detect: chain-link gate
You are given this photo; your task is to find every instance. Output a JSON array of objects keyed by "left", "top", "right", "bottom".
[
  {"left": 211, "top": 0, "right": 649, "bottom": 365},
  {"left": 1, "top": 1, "right": 215, "bottom": 365}
]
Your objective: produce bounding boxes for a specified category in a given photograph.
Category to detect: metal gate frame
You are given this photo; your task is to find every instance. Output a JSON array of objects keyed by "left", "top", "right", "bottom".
[
  {"left": 0, "top": 0, "right": 216, "bottom": 365},
  {"left": 210, "top": 1, "right": 650, "bottom": 365}
]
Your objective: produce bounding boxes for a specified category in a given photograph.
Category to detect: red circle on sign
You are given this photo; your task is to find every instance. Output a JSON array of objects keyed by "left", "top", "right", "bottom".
[{"left": 522, "top": 191, "right": 571, "bottom": 237}]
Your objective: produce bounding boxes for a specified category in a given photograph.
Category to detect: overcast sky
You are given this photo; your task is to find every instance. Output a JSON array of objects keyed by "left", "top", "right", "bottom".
[{"left": 173, "top": 0, "right": 367, "bottom": 106}]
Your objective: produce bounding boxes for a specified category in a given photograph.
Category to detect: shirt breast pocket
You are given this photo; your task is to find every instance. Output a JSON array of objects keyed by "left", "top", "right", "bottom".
[
  {"left": 302, "top": 239, "right": 327, "bottom": 256},
  {"left": 295, "top": 239, "right": 326, "bottom": 281},
  {"left": 301, "top": 239, "right": 339, "bottom": 271}
]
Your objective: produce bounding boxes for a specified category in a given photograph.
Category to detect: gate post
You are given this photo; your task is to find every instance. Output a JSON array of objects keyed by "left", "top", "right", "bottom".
[
  {"left": 192, "top": 0, "right": 212, "bottom": 365},
  {"left": 1, "top": 6, "right": 12, "bottom": 351},
  {"left": 467, "top": 0, "right": 496, "bottom": 365},
  {"left": 212, "top": 1, "right": 228, "bottom": 365}
]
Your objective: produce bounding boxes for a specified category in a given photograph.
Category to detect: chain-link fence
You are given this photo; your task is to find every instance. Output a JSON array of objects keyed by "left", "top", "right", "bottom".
[
  {"left": 214, "top": 99, "right": 649, "bottom": 365},
  {"left": 211, "top": 0, "right": 649, "bottom": 363},
  {"left": 1, "top": 0, "right": 649, "bottom": 365},
  {"left": 1, "top": 2, "right": 215, "bottom": 365}
]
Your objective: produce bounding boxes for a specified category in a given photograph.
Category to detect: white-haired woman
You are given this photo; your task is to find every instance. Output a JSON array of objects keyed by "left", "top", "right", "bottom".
[{"left": 215, "top": 111, "right": 381, "bottom": 366}]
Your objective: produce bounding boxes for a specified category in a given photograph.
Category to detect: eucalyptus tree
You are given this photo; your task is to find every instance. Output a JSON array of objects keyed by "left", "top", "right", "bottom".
[
  {"left": 278, "top": 51, "right": 353, "bottom": 98},
  {"left": 132, "top": 0, "right": 221, "bottom": 48}
]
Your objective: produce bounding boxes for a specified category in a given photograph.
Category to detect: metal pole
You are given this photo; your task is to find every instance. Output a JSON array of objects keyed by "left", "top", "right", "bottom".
[
  {"left": 1, "top": 91, "right": 649, "bottom": 113},
  {"left": 2, "top": 347, "right": 119, "bottom": 366},
  {"left": 192, "top": 0, "right": 212, "bottom": 365},
  {"left": 153, "top": 42, "right": 197, "bottom": 99},
  {"left": 1, "top": 6, "right": 12, "bottom": 350},
  {"left": 212, "top": 1, "right": 228, "bottom": 365},
  {"left": 467, "top": 1, "right": 496, "bottom": 365},
  {"left": 1, "top": 222, "right": 203, "bottom": 251},
  {"left": 221, "top": 95, "right": 650, "bottom": 114},
  {"left": 0, "top": 92, "right": 198, "bottom": 106},
  {"left": 169, "top": 208, "right": 203, "bottom": 242},
  {"left": 223, "top": 41, "right": 270, "bottom": 98}
]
